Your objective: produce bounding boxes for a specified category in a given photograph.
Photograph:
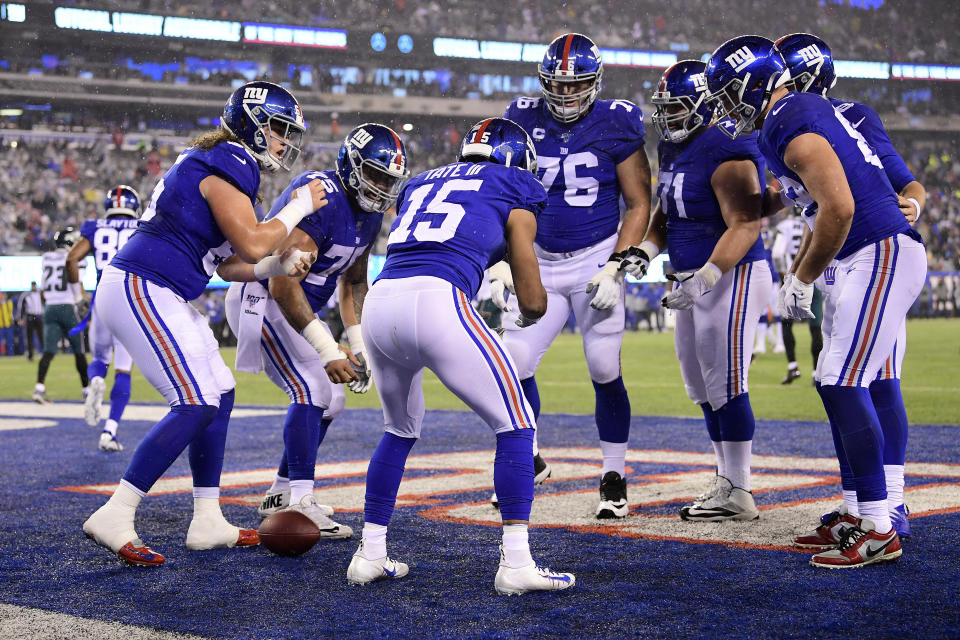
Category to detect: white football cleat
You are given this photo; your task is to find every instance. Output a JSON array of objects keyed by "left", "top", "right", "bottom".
[
  {"left": 32, "top": 388, "right": 49, "bottom": 404},
  {"left": 98, "top": 431, "right": 123, "bottom": 452},
  {"left": 258, "top": 489, "right": 334, "bottom": 518},
  {"left": 494, "top": 549, "right": 576, "bottom": 596},
  {"left": 346, "top": 542, "right": 409, "bottom": 585},
  {"left": 284, "top": 495, "right": 352, "bottom": 539},
  {"left": 85, "top": 376, "right": 105, "bottom": 426},
  {"left": 185, "top": 512, "right": 259, "bottom": 550},
  {"left": 678, "top": 475, "right": 722, "bottom": 515},
  {"left": 680, "top": 477, "right": 759, "bottom": 521}
]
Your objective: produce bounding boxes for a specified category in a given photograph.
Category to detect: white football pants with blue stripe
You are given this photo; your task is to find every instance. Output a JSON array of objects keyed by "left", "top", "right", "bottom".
[
  {"left": 674, "top": 259, "right": 771, "bottom": 410},
  {"left": 362, "top": 276, "right": 536, "bottom": 438},
  {"left": 816, "top": 234, "right": 925, "bottom": 387},
  {"left": 95, "top": 266, "right": 233, "bottom": 407},
  {"left": 501, "top": 234, "right": 624, "bottom": 384},
  {"left": 89, "top": 300, "right": 134, "bottom": 372},
  {"left": 224, "top": 282, "right": 340, "bottom": 418}
]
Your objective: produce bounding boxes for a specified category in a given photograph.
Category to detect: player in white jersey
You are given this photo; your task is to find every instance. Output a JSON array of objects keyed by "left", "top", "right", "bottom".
[
  {"left": 33, "top": 228, "right": 88, "bottom": 404},
  {"left": 66, "top": 185, "right": 142, "bottom": 452},
  {"left": 492, "top": 33, "right": 652, "bottom": 518},
  {"left": 771, "top": 209, "right": 823, "bottom": 383},
  {"left": 82, "top": 81, "right": 321, "bottom": 567}
]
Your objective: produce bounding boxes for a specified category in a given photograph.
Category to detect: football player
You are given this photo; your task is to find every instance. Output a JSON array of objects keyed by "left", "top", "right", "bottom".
[
  {"left": 621, "top": 60, "right": 771, "bottom": 521},
  {"left": 347, "top": 118, "right": 575, "bottom": 595},
  {"left": 491, "top": 33, "right": 652, "bottom": 518},
  {"left": 705, "top": 36, "right": 925, "bottom": 568},
  {"left": 82, "top": 81, "right": 320, "bottom": 566},
  {"left": 66, "top": 185, "right": 142, "bottom": 451},
  {"left": 225, "top": 123, "right": 409, "bottom": 539},
  {"left": 33, "top": 227, "right": 89, "bottom": 404},
  {"left": 775, "top": 33, "right": 925, "bottom": 543}
]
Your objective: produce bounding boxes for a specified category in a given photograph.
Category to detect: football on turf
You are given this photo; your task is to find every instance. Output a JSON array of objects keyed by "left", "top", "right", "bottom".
[{"left": 258, "top": 510, "right": 321, "bottom": 557}]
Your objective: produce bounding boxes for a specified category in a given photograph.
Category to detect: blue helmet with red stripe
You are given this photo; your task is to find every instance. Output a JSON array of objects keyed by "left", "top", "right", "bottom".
[
  {"left": 103, "top": 184, "right": 142, "bottom": 218},
  {"left": 775, "top": 33, "right": 836, "bottom": 97},
  {"left": 458, "top": 118, "right": 538, "bottom": 174},
  {"left": 221, "top": 80, "right": 306, "bottom": 173},
  {"left": 651, "top": 60, "right": 715, "bottom": 143},
  {"left": 336, "top": 123, "right": 410, "bottom": 214},
  {"left": 538, "top": 33, "right": 603, "bottom": 123},
  {"left": 704, "top": 35, "right": 789, "bottom": 139}
]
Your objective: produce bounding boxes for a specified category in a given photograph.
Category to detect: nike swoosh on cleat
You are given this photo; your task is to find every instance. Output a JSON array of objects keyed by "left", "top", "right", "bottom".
[
  {"left": 546, "top": 575, "right": 571, "bottom": 582},
  {"left": 383, "top": 566, "right": 397, "bottom": 577},
  {"left": 865, "top": 539, "right": 894, "bottom": 558}
]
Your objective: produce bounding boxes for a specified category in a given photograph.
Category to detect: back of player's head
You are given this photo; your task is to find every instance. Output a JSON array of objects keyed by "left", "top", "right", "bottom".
[
  {"left": 54, "top": 226, "right": 80, "bottom": 249},
  {"left": 103, "top": 185, "right": 142, "bottom": 218},
  {"left": 221, "top": 81, "right": 306, "bottom": 173},
  {"left": 336, "top": 123, "right": 410, "bottom": 214},
  {"left": 458, "top": 118, "right": 538, "bottom": 174},
  {"left": 538, "top": 33, "right": 603, "bottom": 123},
  {"left": 651, "top": 60, "right": 714, "bottom": 143},
  {"left": 705, "top": 35, "right": 789, "bottom": 139},
  {"left": 775, "top": 33, "right": 836, "bottom": 97}
]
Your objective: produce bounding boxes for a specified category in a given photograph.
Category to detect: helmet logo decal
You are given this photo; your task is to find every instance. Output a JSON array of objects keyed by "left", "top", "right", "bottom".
[
  {"left": 797, "top": 43, "right": 824, "bottom": 66},
  {"left": 350, "top": 128, "right": 374, "bottom": 149},
  {"left": 725, "top": 46, "right": 757, "bottom": 72},
  {"left": 242, "top": 86, "right": 269, "bottom": 104},
  {"left": 691, "top": 73, "right": 707, "bottom": 92}
]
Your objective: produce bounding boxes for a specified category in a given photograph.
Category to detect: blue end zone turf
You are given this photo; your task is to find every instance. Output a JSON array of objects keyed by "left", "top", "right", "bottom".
[{"left": 0, "top": 403, "right": 957, "bottom": 638}]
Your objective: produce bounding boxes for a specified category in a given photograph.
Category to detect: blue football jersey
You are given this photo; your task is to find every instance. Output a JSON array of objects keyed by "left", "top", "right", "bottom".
[
  {"left": 829, "top": 97, "right": 916, "bottom": 193},
  {"left": 80, "top": 217, "right": 140, "bottom": 276},
  {"left": 505, "top": 97, "right": 646, "bottom": 253},
  {"left": 112, "top": 141, "right": 260, "bottom": 300},
  {"left": 378, "top": 161, "right": 547, "bottom": 297},
  {"left": 266, "top": 170, "right": 381, "bottom": 313},
  {"left": 758, "top": 92, "right": 915, "bottom": 260},
  {"left": 657, "top": 123, "right": 766, "bottom": 272}
]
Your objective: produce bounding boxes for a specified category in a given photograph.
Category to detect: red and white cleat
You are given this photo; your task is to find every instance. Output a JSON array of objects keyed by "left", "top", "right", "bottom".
[
  {"left": 809, "top": 519, "right": 902, "bottom": 569},
  {"left": 794, "top": 505, "right": 859, "bottom": 550}
]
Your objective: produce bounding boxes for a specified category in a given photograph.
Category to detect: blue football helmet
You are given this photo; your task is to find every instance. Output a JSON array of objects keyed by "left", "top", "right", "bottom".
[
  {"left": 458, "top": 117, "right": 538, "bottom": 174},
  {"left": 775, "top": 33, "right": 836, "bottom": 97},
  {"left": 221, "top": 80, "right": 306, "bottom": 173},
  {"left": 651, "top": 60, "right": 715, "bottom": 143},
  {"left": 538, "top": 33, "right": 603, "bottom": 123},
  {"left": 704, "top": 35, "right": 789, "bottom": 139},
  {"left": 103, "top": 185, "right": 141, "bottom": 218},
  {"left": 336, "top": 123, "right": 409, "bottom": 214}
]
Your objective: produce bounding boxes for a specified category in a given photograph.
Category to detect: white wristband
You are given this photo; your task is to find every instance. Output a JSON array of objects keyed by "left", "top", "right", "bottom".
[
  {"left": 344, "top": 324, "right": 365, "bottom": 355},
  {"left": 907, "top": 197, "right": 921, "bottom": 221},
  {"left": 696, "top": 262, "right": 722, "bottom": 290},
  {"left": 253, "top": 250, "right": 312, "bottom": 280},
  {"left": 638, "top": 240, "right": 661, "bottom": 261},
  {"left": 272, "top": 185, "right": 315, "bottom": 235},
  {"left": 301, "top": 319, "right": 345, "bottom": 365},
  {"left": 69, "top": 282, "right": 83, "bottom": 303}
]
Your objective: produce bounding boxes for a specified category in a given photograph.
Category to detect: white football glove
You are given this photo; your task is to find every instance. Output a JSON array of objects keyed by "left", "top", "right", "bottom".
[
  {"left": 617, "top": 241, "right": 660, "bottom": 280},
  {"left": 586, "top": 260, "right": 624, "bottom": 310},
  {"left": 515, "top": 313, "right": 539, "bottom": 328},
  {"left": 661, "top": 263, "right": 722, "bottom": 311},
  {"left": 487, "top": 261, "right": 515, "bottom": 313},
  {"left": 347, "top": 352, "right": 372, "bottom": 394},
  {"left": 778, "top": 274, "right": 815, "bottom": 320}
]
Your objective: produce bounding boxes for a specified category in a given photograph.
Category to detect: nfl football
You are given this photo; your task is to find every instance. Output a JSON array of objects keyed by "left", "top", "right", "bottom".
[{"left": 258, "top": 510, "right": 322, "bottom": 557}]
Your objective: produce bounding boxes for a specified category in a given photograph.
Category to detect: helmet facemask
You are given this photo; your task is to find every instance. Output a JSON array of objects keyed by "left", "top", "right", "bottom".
[
  {"left": 652, "top": 93, "right": 707, "bottom": 143},
  {"left": 538, "top": 71, "right": 602, "bottom": 124},
  {"left": 251, "top": 109, "right": 305, "bottom": 173},
  {"left": 346, "top": 150, "right": 407, "bottom": 214}
]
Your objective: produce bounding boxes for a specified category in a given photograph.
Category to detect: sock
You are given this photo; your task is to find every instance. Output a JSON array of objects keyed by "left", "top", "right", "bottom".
[
  {"left": 502, "top": 523, "right": 533, "bottom": 568},
  {"left": 787, "top": 361, "right": 798, "bottom": 371},
  {"left": 870, "top": 378, "right": 908, "bottom": 467},
  {"left": 816, "top": 385, "right": 887, "bottom": 506},
  {"left": 88, "top": 360, "right": 108, "bottom": 380},
  {"left": 109, "top": 372, "right": 131, "bottom": 423},
  {"left": 269, "top": 475, "right": 290, "bottom": 494},
  {"left": 859, "top": 499, "right": 892, "bottom": 534},
  {"left": 103, "top": 419, "right": 119, "bottom": 437},
  {"left": 122, "top": 404, "right": 217, "bottom": 493},
  {"left": 75, "top": 352, "right": 89, "bottom": 387},
  {"left": 884, "top": 464, "right": 905, "bottom": 512},
  {"left": 193, "top": 486, "right": 220, "bottom": 499},
  {"left": 290, "top": 479, "right": 314, "bottom": 505},
  {"left": 519, "top": 376, "right": 540, "bottom": 420},
  {"left": 782, "top": 319, "right": 796, "bottom": 362},
  {"left": 843, "top": 490, "right": 860, "bottom": 517},
  {"left": 188, "top": 389, "right": 234, "bottom": 490},
  {"left": 364, "top": 432, "right": 417, "bottom": 526},
  {"left": 721, "top": 441, "right": 753, "bottom": 491},
  {"left": 494, "top": 430, "right": 535, "bottom": 521},
  {"left": 34, "top": 382, "right": 45, "bottom": 393},
  {"left": 593, "top": 376, "right": 630, "bottom": 444},
  {"left": 818, "top": 382, "right": 856, "bottom": 500},
  {"left": 701, "top": 403, "right": 724, "bottom": 477},
  {"left": 283, "top": 403, "right": 325, "bottom": 481},
  {"left": 360, "top": 523, "right": 388, "bottom": 560},
  {"left": 715, "top": 394, "right": 755, "bottom": 491},
  {"left": 110, "top": 479, "right": 145, "bottom": 508},
  {"left": 37, "top": 353, "right": 53, "bottom": 384},
  {"left": 600, "top": 441, "right": 628, "bottom": 477}
]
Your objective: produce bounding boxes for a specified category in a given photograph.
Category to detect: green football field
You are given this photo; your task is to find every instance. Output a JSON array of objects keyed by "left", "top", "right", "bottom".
[{"left": 4, "top": 318, "right": 959, "bottom": 425}]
